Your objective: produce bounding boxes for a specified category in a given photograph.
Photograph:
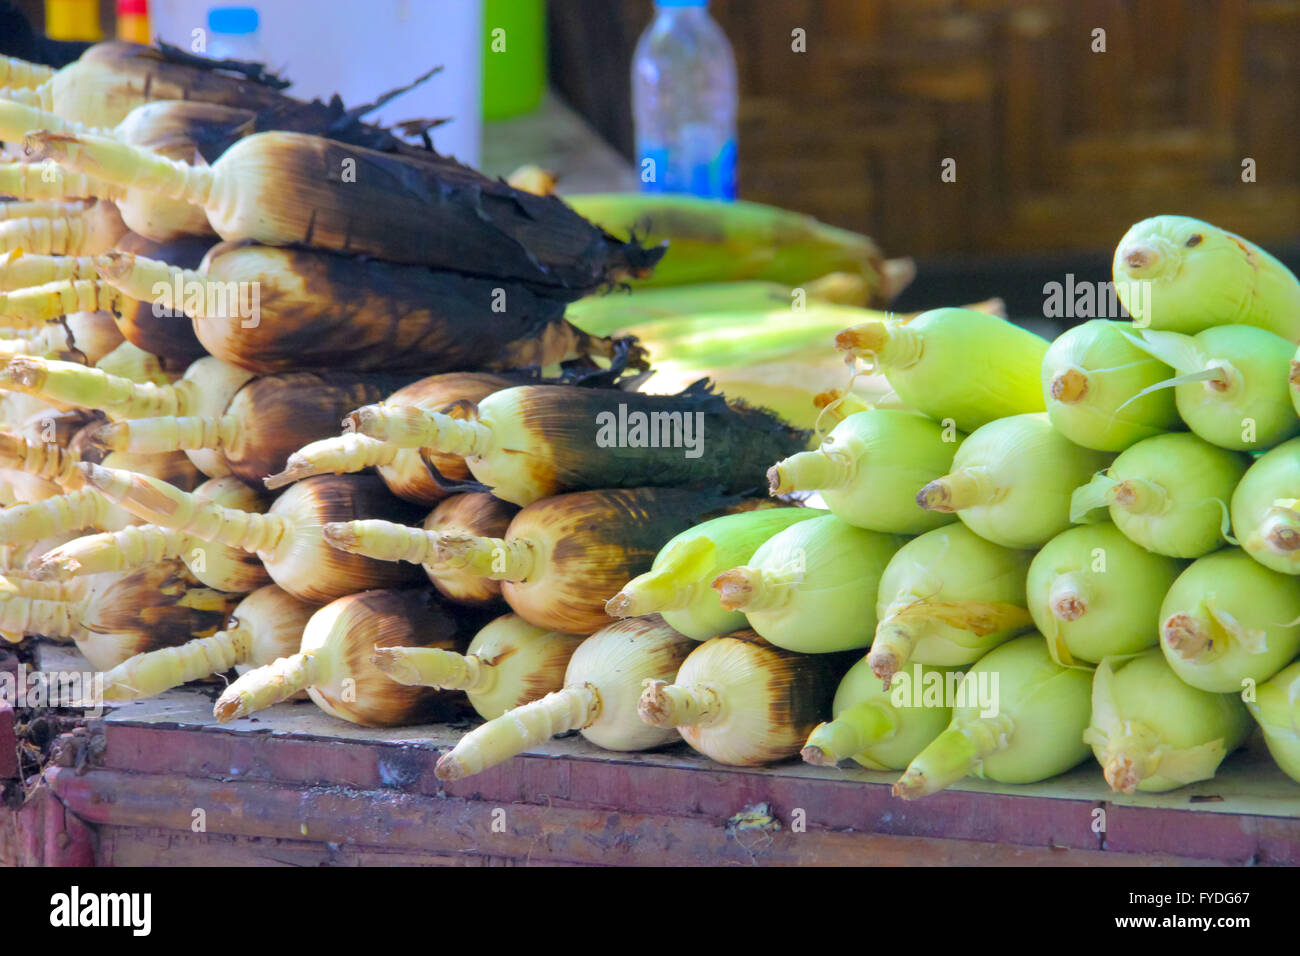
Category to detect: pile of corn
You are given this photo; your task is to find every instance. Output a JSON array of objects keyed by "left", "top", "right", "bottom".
[{"left": 2, "top": 41, "right": 1298, "bottom": 807}]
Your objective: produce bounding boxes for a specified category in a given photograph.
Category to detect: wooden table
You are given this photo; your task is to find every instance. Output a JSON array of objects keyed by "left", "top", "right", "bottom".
[{"left": 4, "top": 641, "right": 1298, "bottom": 867}]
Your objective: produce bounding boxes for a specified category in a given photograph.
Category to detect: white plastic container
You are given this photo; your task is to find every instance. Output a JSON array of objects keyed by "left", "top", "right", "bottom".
[{"left": 148, "top": 0, "right": 483, "bottom": 166}]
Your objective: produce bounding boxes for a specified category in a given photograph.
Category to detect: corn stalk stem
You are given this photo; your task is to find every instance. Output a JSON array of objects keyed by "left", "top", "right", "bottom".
[
  {"left": 0, "top": 487, "right": 117, "bottom": 545},
  {"left": 1110, "top": 478, "right": 1167, "bottom": 515},
  {"left": 0, "top": 278, "right": 129, "bottom": 326},
  {"left": 802, "top": 701, "right": 898, "bottom": 765},
  {"left": 638, "top": 679, "right": 722, "bottom": 728},
  {"left": 96, "top": 414, "right": 240, "bottom": 454},
  {"left": 0, "top": 162, "right": 120, "bottom": 202},
  {"left": 0, "top": 431, "right": 82, "bottom": 486},
  {"left": 867, "top": 619, "right": 919, "bottom": 688},
  {"left": 916, "top": 467, "right": 996, "bottom": 512},
  {"left": 435, "top": 534, "right": 534, "bottom": 581},
  {"left": 347, "top": 404, "right": 491, "bottom": 455},
  {"left": 265, "top": 434, "right": 398, "bottom": 489},
  {"left": 27, "top": 132, "right": 216, "bottom": 209},
  {"left": 322, "top": 519, "right": 438, "bottom": 566},
  {"left": 35, "top": 524, "right": 186, "bottom": 579},
  {"left": 0, "top": 595, "right": 80, "bottom": 639},
  {"left": 768, "top": 448, "right": 855, "bottom": 494},
  {"left": 605, "top": 568, "right": 697, "bottom": 617},
  {"left": 0, "top": 357, "right": 184, "bottom": 416},
  {"left": 434, "top": 684, "right": 600, "bottom": 781},
  {"left": 1048, "top": 572, "right": 1091, "bottom": 621},
  {"left": 893, "top": 713, "right": 1015, "bottom": 799},
  {"left": 370, "top": 646, "right": 491, "bottom": 693},
  {"left": 0, "top": 56, "right": 57, "bottom": 90},
  {"left": 102, "top": 627, "right": 251, "bottom": 701},
  {"left": 712, "top": 564, "right": 800, "bottom": 613},
  {"left": 213, "top": 650, "right": 319, "bottom": 721}
]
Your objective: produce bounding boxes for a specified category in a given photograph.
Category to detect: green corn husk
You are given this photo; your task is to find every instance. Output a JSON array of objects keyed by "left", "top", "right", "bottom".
[
  {"left": 1160, "top": 548, "right": 1300, "bottom": 693},
  {"left": 801, "top": 658, "right": 957, "bottom": 771},
  {"left": 868, "top": 524, "right": 1034, "bottom": 687},
  {"left": 768, "top": 409, "right": 962, "bottom": 534},
  {"left": 564, "top": 275, "right": 870, "bottom": 338},
  {"left": 1085, "top": 650, "right": 1250, "bottom": 794},
  {"left": 1041, "top": 319, "right": 1179, "bottom": 451},
  {"left": 1112, "top": 215, "right": 1300, "bottom": 341},
  {"left": 711, "top": 514, "right": 904, "bottom": 653},
  {"left": 893, "top": 634, "right": 1094, "bottom": 798},
  {"left": 836, "top": 308, "right": 1048, "bottom": 432},
  {"left": 605, "top": 506, "right": 825, "bottom": 640},
  {"left": 1245, "top": 661, "right": 1300, "bottom": 784},
  {"left": 1231, "top": 438, "right": 1300, "bottom": 574},
  {"left": 1071, "top": 432, "right": 1248, "bottom": 558},
  {"left": 916, "top": 413, "right": 1112, "bottom": 549},
  {"left": 564, "top": 193, "right": 891, "bottom": 297},
  {"left": 1028, "top": 523, "right": 1184, "bottom": 666},
  {"left": 1120, "top": 326, "right": 1299, "bottom": 451}
]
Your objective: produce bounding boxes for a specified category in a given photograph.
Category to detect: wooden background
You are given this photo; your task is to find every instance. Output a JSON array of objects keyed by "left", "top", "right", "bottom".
[{"left": 549, "top": 0, "right": 1300, "bottom": 260}]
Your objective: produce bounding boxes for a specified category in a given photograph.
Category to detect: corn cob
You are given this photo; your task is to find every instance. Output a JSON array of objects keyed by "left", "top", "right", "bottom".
[
  {"left": 92, "top": 370, "right": 421, "bottom": 484},
  {"left": 802, "top": 659, "right": 955, "bottom": 771},
  {"left": 349, "top": 382, "right": 809, "bottom": 507},
  {"left": 1113, "top": 215, "right": 1300, "bottom": 341},
  {"left": 1160, "top": 548, "right": 1300, "bottom": 693},
  {"left": 0, "top": 558, "right": 237, "bottom": 670},
  {"left": 89, "top": 245, "right": 634, "bottom": 375},
  {"left": 638, "top": 630, "right": 843, "bottom": 766},
  {"left": 1245, "top": 662, "right": 1300, "bottom": 784},
  {"left": 371, "top": 612, "right": 584, "bottom": 721},
  {"left": 606, "top": 506, "right": 824, "bottom": 640},
  {"left": 770, "top": 409, "right": 962, "bottom": 533},
  {"left": 323, "top": 492, "right": 518, "bottom": 607},
  {"left": 267, "top": 373, "right": 520, "bottom": 503},
  {"left": 1085, "top": 650, "right": 1250, "bottom": 793},
  {"left": 1231, "top": 438, "right": 1300, "bottom": 574},
  {"left": 79, "top": 466, "right": 428, "bottom": 602},
  {"left": 100, "top": 584, "right": 319, "bottom": 701},
  {"left": 564, "top": 193, "right": 895, "bottom": 300},
  {"left": 32, "top": 475, "right": 272, "bottom": 593},
  {"left": 434, "top": 487, "right": 751, "bottom": 634},
  {"left": 714, "top": 514, "right": 905, "bottom": 654},
  {"left": 214, "top": 588, "right": 474, "bottom": 727},
  {"left": 893, "top": 635, "right": 1094, "bottom": 798},
  {"left": 868, "top": 524, "right": 1035, "bottom": 687},
  {"left": 28, "top": 129, "right": 664, "bottom": 289},
  {"left": 434, "top": 615, "right": 694, "bottom": 781},
  {"left": 836, "top": 308, "right": 1048, "bottom": 432},
  {"left": 918, "top": 413, "right": 1113, "bottom": 549}
]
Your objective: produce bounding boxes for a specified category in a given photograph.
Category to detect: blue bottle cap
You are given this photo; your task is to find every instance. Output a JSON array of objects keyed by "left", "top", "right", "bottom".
[
  {"left": 208, "top": 6, "right": 259, "bottom": 35},
  {"left": 656, "top": 0, "right": 708, "bottom": 6}
]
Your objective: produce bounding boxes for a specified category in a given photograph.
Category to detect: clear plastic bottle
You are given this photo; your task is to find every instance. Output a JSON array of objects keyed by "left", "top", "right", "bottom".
[
  {"left": 206, "top": 6, "right": 263, "bottom": 63},
  {"left": 632, "top": 0, "right": 738, "bottom": 200}
]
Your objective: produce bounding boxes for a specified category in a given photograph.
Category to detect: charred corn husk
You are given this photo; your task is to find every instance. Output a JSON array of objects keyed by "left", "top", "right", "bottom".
[
  {"left": 1027, "top": 524, "right": 1183, "bottom": 666},
  {"left": 33, "top": 475, "right": 272, "bottom": 592},
  {"left": 770, "top": 409, "right": 962, "bottom": 533},
  {"left": 893, "top": 635, "right": 1094, "bottom": 798},
  {"left": 434, "top": 615, "right": 694, "bottom": 781},
  {"left": 638, "top": 630, "right": 842, "bottom": 766},
  {"left": 29, "top": 129, "right": 664, "bottom": 289},
  {"left": 0, "top": 558, "right": 236, "bottom": 670},
  {"left": 0, "top": 199, "right": 126, "bottom": 255},
  {"left": 1113, "top": 215, "right": 1300, "bottom": 342},
  {"left": 565, "top": 193, "right": 894, "bottom": 299},
  {"left": 1231, "top": 438, "right": 1300, "bottom": 574},
  {"left": 323, "top": 492, "right": 518, "bottom": 607},
  {"left": 868, "top": 524, "right": 1034, "bottom": 688},
  {"left": 837, "top": 308, "right": 1048, "bottom": 431},
  {"left": 349, "top": 382, "right": 809, "bottom": 507},
  {"left": 802, "top": 659, "right": 956, "bottom": 771},
  {"left": 1084, "top": 650, "right": 1250, "bottom": 793},
  {"left": 269, "top": 372, "right": 518, "bottom": 502},
  {"left": 917, "top": 413, "right": 1112, "bottom": 549},
  {"left": 99, "top": 584, "right": 319, "bottom": 701},
  {"left": 713, "top": 514, "right": 904, "bottom": 654},
  {"left": 1070, "top": 433, "right": 1247, "bottom": 558},
  {"left": 371, "top": 612, "right": 583, "bottom": 720},
  {"left": 90, "top": 245, "right": 630, "bottom": 375},
  {"left": 434, "top": 487, "right": 749, "bottom": 634},
  {"left": 79, "top": 467, "right": 428, "bottom": 603},
  {"left": 606, "top": 506, "right": 823, "bottom": 640},
  {"left": 1159, "top": 548, "right": 1300, "bottom": 693},
  {"left": 214, "top": 588, "right": 473, "bottom": 727},
  {"left": 93, "top": 370, "right": 419, "bottom": 484}
]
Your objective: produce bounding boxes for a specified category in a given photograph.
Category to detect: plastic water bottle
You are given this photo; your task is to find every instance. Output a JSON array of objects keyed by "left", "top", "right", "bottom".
[
  {"left": 205, "top": 6, "right": 263, "bottom": 63},
  {"left": 632, "top": 0, "right": 738, "bottom": 200}
]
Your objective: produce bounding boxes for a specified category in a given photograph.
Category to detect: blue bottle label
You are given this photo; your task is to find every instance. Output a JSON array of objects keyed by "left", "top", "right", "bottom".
[{"left": 638, "top": 138, "right": 737, "bottom": 201}]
